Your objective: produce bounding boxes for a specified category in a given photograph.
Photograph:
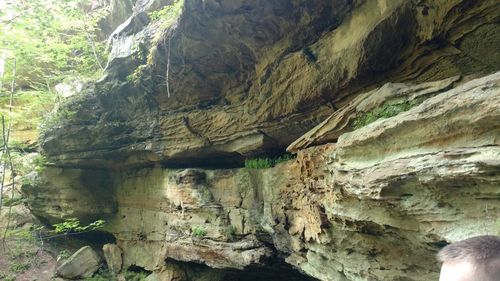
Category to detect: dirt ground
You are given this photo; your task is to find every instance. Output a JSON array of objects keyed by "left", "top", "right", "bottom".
[
  {"left": 0, "top": 192, "right": 103, "bottom": 281},
  {"left": 0, "top": 182, "right": 64, "bottom": 281},
  {"left": 0, "top": 189, "right": 59, "bottom": 281},
  {"left": 0, "top": 238, "right": 57, "bottom": 281}
]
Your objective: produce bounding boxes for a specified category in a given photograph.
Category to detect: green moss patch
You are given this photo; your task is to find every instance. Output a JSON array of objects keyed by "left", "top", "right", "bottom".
[{"left": 352, "top": 100, "right": 419, "bottom": 129}]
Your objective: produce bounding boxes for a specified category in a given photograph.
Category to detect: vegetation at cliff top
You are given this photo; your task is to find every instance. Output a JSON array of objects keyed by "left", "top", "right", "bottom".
[
  {"left": 149, "top": 0, "right": 184, "bottom": 24},
  {"left": 127, "top": 0, "right": 184, "bottom": 89},
  {"left": 0, "top": 2, "right": 108, "bottom": 235}
]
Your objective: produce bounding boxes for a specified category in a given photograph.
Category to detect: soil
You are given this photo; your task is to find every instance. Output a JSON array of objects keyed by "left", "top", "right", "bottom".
[
  {"left": 0, "top": 198, "right": 58, "bottom": 281},
  {"left": 0, "top": 239, "right": 57, "bottom": 281}
]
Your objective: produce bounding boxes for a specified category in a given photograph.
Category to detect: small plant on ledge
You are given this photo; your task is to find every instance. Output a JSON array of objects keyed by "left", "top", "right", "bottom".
[
  {"left": 225, "top": 225, "right": 237, "bottom": 239},
  {"left": 244, "top": 153, "right": 296, "bottom": 169},
  {"left": 352, "top": 99, "right": 421, "bottom": 129},
  {"left": 191, "top": 226, "right": 206, "bottom": 238}
]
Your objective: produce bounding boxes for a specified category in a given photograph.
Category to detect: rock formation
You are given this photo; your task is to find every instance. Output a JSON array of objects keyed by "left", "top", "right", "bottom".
[
  {"left": 56, "top": 246, "right": 101, "bottom": 279},
  {"left": 24, "top": 0, "right": 500, "bottom": 280}
]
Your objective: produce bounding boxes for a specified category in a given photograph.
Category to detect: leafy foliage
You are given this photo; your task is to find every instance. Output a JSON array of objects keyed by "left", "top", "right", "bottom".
[
  {"left": 225, "top": 225, "right": 237, "bottom": 239},
  {"left": 32, "top": 154, "right": 51, "bottom": 173},
  {"left": 244, "top": 153, "right": 296, "bottom": 169},
  {"left": 9, "top": 262, "right": 30, "bottom": 273},
  {"left": 352, "top": 100, "right": 418, "bottom": 129},
  {"left": 191, "top": 226, "right": 206, "bottom": 238},
  {"left": 57, "top": 249, "right": 71, "bottom": 261},
  {"left": 123, "top": 270, "right": 149, "bottom": 281},
  {"left": 84, "top": 268, "right": 149, "bottom": 281},
  {"left": 0, "top": 272, "right": 16, "bottom": 281},
  {"left": 0, "top": 0, "right": 107, "bottom": 89},
  {"left": 245, "top": 158, "right": 274, "bottom": 169},
  {"left": 0, "top": 90, "right": 56, "bottom": 134},
  {"left": 52, "top": 218, "right": 105, "bottom": 234},
  {"left": 149, "top": 0, "right": 184, "bottom": 23},
  {"left": 84, "top": 268, "right": 116, "bottom": 281},
  {"left": 2, "top": 195, "right": 24, "bottom": 207}
]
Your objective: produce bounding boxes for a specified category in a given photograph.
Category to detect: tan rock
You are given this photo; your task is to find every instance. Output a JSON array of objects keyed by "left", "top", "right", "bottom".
[
  {"left": 103, "top": 243, "right": 123, "bottom": 274},
  {"left": 21, "top": 168, "right": 115, "bottom": 224},
  {"left": 287, "top": 75, "right": 460, "bottom": 152},
  {"left": 32, "top": 73, "right": 500, "bottom": 281},
  {"left": 40, "top": 0, "right": 499, "bottom": 169},
  {"left": 145, "top": 264, "right": 186, "bottom": 281}
]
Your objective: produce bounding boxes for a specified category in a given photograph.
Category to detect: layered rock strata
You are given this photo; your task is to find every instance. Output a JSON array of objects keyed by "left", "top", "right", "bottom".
[
  {"left": 25, "top": 73, "right": 500, "bottom": 280},
  {"left": 27, "top": 0, "right": 500, "bottom": 280},
  {"left": 40, "top": 0, "right": 500, "bottom": 168}
]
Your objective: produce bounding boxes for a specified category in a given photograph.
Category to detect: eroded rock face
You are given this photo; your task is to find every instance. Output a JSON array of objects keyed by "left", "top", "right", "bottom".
[
  {"left": 103, "top": 243, "right": 123, "bottom": 274},
  {"left": 21, "top": 169, "right": 115, "bottom": 225},
  {"left": 40, "top": 0, "right": 499, "bottom": 168},
  {"left": 29, "top": 74, "right": 500, "bottom": 280},
  {"left": 29, "top": 0, "right": 500, "bottom": 280}
]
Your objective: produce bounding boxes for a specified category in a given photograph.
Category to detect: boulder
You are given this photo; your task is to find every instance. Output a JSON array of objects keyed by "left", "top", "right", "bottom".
[
  {"left": 54, "top": 80, "right": 84, "bottom": 98},
  {"left": 56, "top": 246, "right": 101, "bottom": 279},
  {"left": 103, "top": 243, "right": 123, "bottom": 274}
]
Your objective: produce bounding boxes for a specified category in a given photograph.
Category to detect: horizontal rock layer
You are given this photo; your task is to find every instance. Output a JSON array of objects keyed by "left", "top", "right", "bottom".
[
  {"left": 40, "top": 0, "right": 500, "bottom": 167},
  {"left": 26, "top": 73, "right": 500, "bottom": 280}
]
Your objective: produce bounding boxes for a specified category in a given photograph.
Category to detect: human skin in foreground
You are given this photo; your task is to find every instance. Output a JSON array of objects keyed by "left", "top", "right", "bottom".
[{"left": 437, "top": 235, "right": 500, "bottom": 281}]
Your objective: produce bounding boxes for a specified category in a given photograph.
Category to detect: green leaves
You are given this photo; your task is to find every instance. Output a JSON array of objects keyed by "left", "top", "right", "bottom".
[
  {"left": 244, "top": 153, "right": 296, "bottom": 169},
  {"left": 149, "top": 0, "right": 184, "bottom": 22},
  {"left": 0, "top": 0, "right": 107, "bottom": 89},
  {"left": 191, "top": 226, "right": 206, "bottom": 238},
  {"left": 52, "top": 218, "right": 105, "bottom": 234},
  {"left": 352, "top": 100, "right": 417, "bottom": 129}
]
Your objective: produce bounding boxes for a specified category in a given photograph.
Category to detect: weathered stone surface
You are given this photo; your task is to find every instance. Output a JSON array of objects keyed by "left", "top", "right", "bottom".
[
  {"left": 56, "top": 246, "right": 101, "bottom": 279},
  {"left": 273, "top": 73, "right": 500, "bottom": 280},
  {"left": 97, "top": 0, "right": 135, "bottom": 39},
  {"left": 21, "top": 168, "right": 115, "bottom": 225},
  {"left": 30, "top": 74, "right": 500, "bottom": 280},
  {"left": 287, "top": 75, "right": 461, "bottom": 152},
  {"left": 144, "top": 263, "right": 186, "bottom": 281},
  {"left": 54, "top": 80, "right": 84, "bottom": 98},
  {"left": 39, "top": 0, "right": 499, "bottom": 168},
  {"left": 26, "top": 0, "right": 500, "bottom": 279},
  {"left": 103, "top": 243, "right": 123, "bottom": 274},
  {"left": 333, "top": 72, "right": 500, "bottom": 164}
]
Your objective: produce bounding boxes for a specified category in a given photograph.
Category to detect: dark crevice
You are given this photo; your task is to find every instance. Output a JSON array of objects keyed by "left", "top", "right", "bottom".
[
  {"left": 166, "top": 259, "right": 318, "bottom": 281},
  {"left": 127, "top": 265, "right": 152, "bottom": 275},
  {"left": 73, "top": 230, "right": 117, "bottom": 246}
]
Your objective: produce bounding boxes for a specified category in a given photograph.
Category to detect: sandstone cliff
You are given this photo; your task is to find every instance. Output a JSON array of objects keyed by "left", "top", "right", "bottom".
[{"left": 25, "top": 0, "right": 500, "bottom": 280}]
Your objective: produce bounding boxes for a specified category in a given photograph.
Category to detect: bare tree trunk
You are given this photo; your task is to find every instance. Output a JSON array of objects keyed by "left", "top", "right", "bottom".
[
  {"left": 1, "top": 115, "right": 16, "bottom": 244},
  {"left": 1, "top": 58, "right": 16, "bottom": 245},
  {"left": 0, "top": 57, "right": 14, "bottom": 213},
  {"left": 86, "top": 28, "right": 105, "bottom": 71}
]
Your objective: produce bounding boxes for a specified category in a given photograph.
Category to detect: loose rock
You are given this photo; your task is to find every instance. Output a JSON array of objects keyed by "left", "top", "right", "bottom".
[{"left": 56, "top": 246, "right": 101, "bottom": 279}]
